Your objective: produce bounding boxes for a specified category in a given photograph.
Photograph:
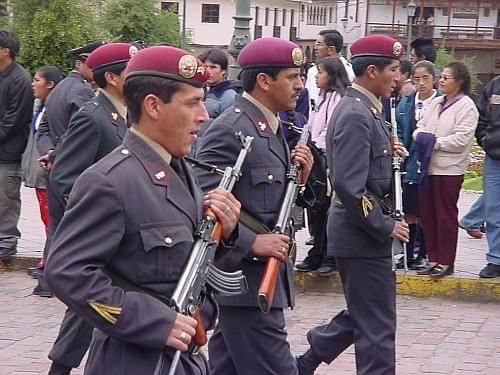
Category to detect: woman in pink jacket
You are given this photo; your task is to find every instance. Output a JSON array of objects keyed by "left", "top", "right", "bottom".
[
  {"left": 296, "top": 57, "right": 350, "bottom": 276},
  {"left": 413, "top": 61, "right": 479, "bottom": 278}
]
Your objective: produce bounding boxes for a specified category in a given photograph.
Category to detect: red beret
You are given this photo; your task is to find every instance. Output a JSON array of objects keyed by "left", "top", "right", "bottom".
[
  {"left": 86, "top": 42, "right": 141, "bottom": 71},
  {"left": 125, "top": 46, "right": 209, "bottom": 88},
  {"left": 350, "top": 35, "right": 404, "bottom": 60},
  {"left": 237, "top": 37, "right": 304, "bottom": 70}
]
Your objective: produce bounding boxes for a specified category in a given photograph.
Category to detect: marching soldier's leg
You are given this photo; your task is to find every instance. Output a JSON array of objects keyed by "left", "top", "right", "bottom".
[
  {"left": 48, "top": 309, "right": 93, "bottom": 373},
  {"left": 208, "top": 324, "right": 238, "bottom": 375},
  {"left": 210, "top": 306, "right": 298, "bottom": 375},
  {"left": 341, "top": 257, "right": 396, "bottom": 375}
]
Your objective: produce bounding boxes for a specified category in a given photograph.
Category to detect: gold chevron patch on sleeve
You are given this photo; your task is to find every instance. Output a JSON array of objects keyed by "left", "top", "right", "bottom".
[
  {"left": 87, "top": 299, "right": 123, "bottom": 325},
  {"left": 361, "top": 196, "right": 373, "bottom": 218}
]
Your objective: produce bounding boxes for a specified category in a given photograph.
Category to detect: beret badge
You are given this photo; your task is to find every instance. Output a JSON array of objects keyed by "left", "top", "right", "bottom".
[
  {"left": 393, "top": 42, "right": 403, "bottom": 58},
  {"left": 178, "top": 54, "right": 198, "bottom": 79},
  {"left": 129, "top": 45, "right": 139, "bottom": 57},
  {"left": 292, "top": 47, "right": 304, "bottom": 66}
]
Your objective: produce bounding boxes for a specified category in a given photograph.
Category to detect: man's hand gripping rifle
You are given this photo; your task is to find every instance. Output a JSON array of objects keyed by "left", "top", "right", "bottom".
[
  {"left": 156, "top": 132, "right": 253, "bottom": 375},
  {"left": 390, "top": 97, "right": 408, "bottom": 272},
  {"left": 257, "top": 123, "right": 311, "bottom": 313}
]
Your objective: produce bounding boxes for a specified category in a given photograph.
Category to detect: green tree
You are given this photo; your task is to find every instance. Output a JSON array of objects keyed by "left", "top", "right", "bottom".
[
  {"left": 11, "top": 0, "right": 104, "bottom": 73},
  {"left": 102, "top": 0, "right": 179, "bottom": 46},
  {"left": 0, "top": 0, "right": 8, "bottom": 28},
  {"left": 435, "top": 47, "right": 481, "bottom": 95}
]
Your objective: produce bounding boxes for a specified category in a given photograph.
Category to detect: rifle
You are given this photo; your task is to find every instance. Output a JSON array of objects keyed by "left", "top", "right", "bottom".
[
  {"left": 390, "top": 97, "right": 408, "bottom": 272},
  {"left": 153, "top": 132, "right": 254, "bottom": 375},
  {"left": 257, "top": 123, "right": 311, "bottom": 313}
]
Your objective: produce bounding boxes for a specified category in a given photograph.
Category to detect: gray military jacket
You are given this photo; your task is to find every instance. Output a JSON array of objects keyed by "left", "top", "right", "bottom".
[
  {"left": 326, "top": 87, "right": 395, "bottom": 258},
  {"left": 49, "top": 91, "right": 128, "bottom": 203},
  {"left": 36, "top": 71, "right": 94, "bottom": 158},
  {"left": 46, "top": 131, "right": 236, "bottom": 374},
  {"left": 196, "top": 95, "right": 295, "bottom": 309}
]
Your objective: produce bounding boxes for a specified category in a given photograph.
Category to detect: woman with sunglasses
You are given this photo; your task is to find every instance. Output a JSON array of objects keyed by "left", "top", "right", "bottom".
[{"left": 413, "top": 61, "right": 479, "bottom": 278}]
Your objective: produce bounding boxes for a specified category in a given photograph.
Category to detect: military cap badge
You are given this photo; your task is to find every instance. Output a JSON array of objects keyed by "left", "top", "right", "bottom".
[
  {"left": 393, "top": 42, "right": 403, "bottom": 58},
  {"left": 178, "top": 54, "right": 198, "bottom": 79},
  {"left": 292, "top": 47, "right": 304, "bottom": 66}
]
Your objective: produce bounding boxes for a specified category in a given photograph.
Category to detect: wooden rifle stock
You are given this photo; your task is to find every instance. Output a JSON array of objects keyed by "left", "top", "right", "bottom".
[
  {"left": 258, "top": 256, "right": 280, "bottom": 313},
  {"left": 258, "top": 124, "right": 311, "bottom": 313}
]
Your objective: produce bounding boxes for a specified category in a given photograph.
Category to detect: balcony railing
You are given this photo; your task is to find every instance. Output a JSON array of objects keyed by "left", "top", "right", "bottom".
[{"left": 367, "top": 22, "right": 499, "bottom": 40}]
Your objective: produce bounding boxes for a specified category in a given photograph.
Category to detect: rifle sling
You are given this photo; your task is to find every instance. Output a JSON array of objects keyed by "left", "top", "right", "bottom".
[
  {"left": 239, "top": 210, "right": 271, "bottom": 234},
  {"left": 103, "top": 267, "right": 172, "bottom": 306}
]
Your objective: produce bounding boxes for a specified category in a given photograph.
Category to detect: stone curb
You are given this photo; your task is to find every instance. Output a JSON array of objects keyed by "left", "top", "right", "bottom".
[
  {"left": 10, "top": 256, "right": 500, "bottom": 303},
  {"left": 294, "top": 271, "right": 500, "bottom": 303}
]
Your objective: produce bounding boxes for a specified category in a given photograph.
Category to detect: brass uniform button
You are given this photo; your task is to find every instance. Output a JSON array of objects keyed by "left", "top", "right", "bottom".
[
  {"left": 164, "top": 236, "right": 173, "bottom": 245},
  {"left": 267, "top": 174, "right": 274, "bottom": 182},
  {"left": 121, "top": 149, "right": 129, "bottom": 155}
]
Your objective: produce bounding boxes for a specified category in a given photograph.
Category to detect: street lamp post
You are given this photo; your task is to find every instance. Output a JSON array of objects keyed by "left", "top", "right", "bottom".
[
  {"left": 406, "top": 0, "right": 417, "bottom": 57},
  {"left": 228, "top": 0, "right": 252, "bottom": 81}
]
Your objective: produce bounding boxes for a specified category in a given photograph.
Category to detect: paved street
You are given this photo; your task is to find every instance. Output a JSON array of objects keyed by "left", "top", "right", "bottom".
[
  {"left": 3, "top": 186, "right": 498, "bottom": 374},
  {"left": 1, "top": 270, "right": 500, "bottom": 375}
]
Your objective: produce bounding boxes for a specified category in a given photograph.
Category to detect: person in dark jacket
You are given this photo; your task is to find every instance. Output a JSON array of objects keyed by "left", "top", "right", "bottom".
[
  {"left": 45, "top": 42, "right": 140, "bottom": 375},
  {"left": 196, "top": 37, "right": 313, "bottom": 375},
  {"left": 45, "top": 45, "right": 241, "bottom": 375},
  {"left": 296, "top": 34, "right": 409, "bottom": 375},
  {"left": 0, "top": 29, "right": 34, "bottom": 264},
  {"left": 475, "top": 75, "right": 500, "bottom": 278}
]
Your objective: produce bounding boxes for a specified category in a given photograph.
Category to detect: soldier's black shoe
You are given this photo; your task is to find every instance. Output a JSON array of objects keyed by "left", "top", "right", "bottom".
[
  {"left": 295, "top": 261, "right": 319, "bottom": 272},
  {"left": 479, "top": 263, "right": 500, "bottom": 278},
  {"left": 48, "top": 361, "right": 72, "bottom": 375},
  {"left": 317, "top": 265, "right": 338, "bottom": 277},
  {"left": 33, "top": 273, "right": 53, "bottom": 298},
  {"left": 296, "top": 349, "right": 321, "bottom": 375}
]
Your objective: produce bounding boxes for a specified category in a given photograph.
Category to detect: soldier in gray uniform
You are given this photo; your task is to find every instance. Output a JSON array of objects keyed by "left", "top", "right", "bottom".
[
  {"left": 33, "top": 40, "right": 104, "bottom": 295},
  {"left": 45, "top": 45, "right": 242, "bottom": 375},
  {"left": 46, "top": 42, "right": 140, "bottom": 375},
  {"left": 296, "top": 35, "right": 409, "bottom": 375},
  {"left": 196, "top": 37, "right": 313, "bottom": 375}
]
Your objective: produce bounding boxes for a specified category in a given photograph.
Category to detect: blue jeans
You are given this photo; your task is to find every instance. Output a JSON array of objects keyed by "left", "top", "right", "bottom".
[
  {"left": 459, "top": 193, "right": 485, "bottom": 229},
  {"left": 484, "top": 155, "right": 500, "bottom": 266}
]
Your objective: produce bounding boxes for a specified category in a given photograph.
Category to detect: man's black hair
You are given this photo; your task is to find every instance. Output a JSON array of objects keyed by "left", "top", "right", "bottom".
[
  {"left": 0, "top": 29, "right": 20, "bottom": 58},
  {"left": 351, "top": 56, "right": 396, "bottom": 77},
  {"left": 93, "top": 62, "right": 127, "bottom": 89},
  {"left": 239, "top": 66, "right": 283, "bottom": 92},
  {"left": 399, "top": 59, "right": 412, "bottom": 77},
  {"left": 318, "top": 29, "right": 343, "bottom": 53},
  {"left": 124, "top": 76, "right": 182, "bottom": 124},
  {"left": 198, "top": 49, "right": 229, "bottom": 71},
  {"left": 410, "top": 38, "right": 436, "bottom": 63}
]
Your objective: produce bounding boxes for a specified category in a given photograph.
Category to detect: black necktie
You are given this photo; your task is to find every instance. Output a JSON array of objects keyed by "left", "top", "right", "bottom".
[{"left": 170, "top": 157, "right": 189, "bottom": 188}]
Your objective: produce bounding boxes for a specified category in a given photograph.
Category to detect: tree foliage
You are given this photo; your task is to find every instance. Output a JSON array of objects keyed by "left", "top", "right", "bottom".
[
  {"left": 101, "top": 0, "right": 179, "bottom": 46},
  {"left": 11, "top": 0, "right": 104, "bottom": 73}
]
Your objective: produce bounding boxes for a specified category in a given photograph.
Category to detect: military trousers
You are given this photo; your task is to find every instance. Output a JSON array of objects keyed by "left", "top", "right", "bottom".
[
  {"left": 208, "top": 306, "right": 298, "bottom": 375},
  {"left": 307, "top": 256, "right": 396, "bottom": 375}
]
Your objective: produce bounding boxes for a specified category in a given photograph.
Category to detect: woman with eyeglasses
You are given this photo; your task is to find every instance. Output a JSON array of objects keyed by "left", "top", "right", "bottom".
[
  {"left": 396, "top": 60, "right": 440, "bottom": 271},
  {"left": 413, "top": 61, "right": 479, "bottom": 278}
]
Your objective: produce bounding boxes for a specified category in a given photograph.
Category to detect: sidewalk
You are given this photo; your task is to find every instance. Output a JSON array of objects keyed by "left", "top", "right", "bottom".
[
  {"left": 1, "top": 270, "right": 500, "bottom": 375},
  {"left": 13, "top": 186, "right": 499, "bottom": 301}
]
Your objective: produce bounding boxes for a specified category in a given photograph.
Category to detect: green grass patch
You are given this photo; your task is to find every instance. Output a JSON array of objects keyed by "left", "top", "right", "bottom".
[{"left": 462, "top": 176, "right": 483, "bottom": 192}]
